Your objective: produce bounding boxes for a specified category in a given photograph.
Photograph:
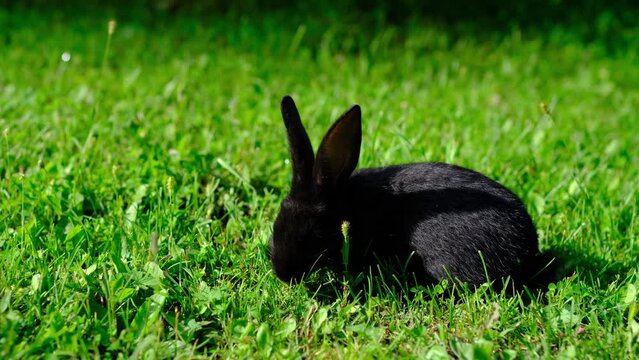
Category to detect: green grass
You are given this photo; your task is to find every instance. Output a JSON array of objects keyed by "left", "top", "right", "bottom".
[{"left": 1, "top": 5, "right": 639, "bottom": 358}]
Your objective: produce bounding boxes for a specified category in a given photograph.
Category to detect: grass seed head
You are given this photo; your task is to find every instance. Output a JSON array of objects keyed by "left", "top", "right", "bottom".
[
  {"left": 108, "top": 20, "right": 117, "bottom": 35},
  {"left": 166, "top": 176, "right": 175, "bottom": 195},
  {"left": 341, "top": 221, "right": 351, "bottom": 239}
]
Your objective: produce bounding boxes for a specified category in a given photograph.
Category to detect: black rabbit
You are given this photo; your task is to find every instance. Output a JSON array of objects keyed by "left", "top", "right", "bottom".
[{"left": 270, "top": 96, "right": 540, "bottom": 287}]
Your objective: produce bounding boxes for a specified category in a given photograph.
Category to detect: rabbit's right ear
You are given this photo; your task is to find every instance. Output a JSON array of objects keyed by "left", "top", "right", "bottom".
[
  {"left": 281, "top": 96, "right": 315, "bottom": 197},
  {"left": 313, "top": 104, "right": 362, "bottom": 192}
]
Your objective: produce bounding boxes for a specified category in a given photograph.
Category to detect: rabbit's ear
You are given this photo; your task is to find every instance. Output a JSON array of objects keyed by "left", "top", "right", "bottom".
[
  {"left": 281, "top": 96, "right": 315, "bottom": 197},
  {"left": 313, "top": 105, "right": 361, "bottom": 191}
]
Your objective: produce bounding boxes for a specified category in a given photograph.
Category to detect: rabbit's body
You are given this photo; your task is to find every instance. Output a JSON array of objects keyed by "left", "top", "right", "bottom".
[
  {"left": 339, "top": 163, "right": 538, "bottom": 285},
  {"left": 270, "top": 96, "right": 539, "bottom": 287}
]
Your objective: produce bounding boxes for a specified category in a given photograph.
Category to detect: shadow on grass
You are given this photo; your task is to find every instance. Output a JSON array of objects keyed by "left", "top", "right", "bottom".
[
  {"left": 301, "top": 247, "right": 635, "bottom": 304},
  {"left": 300, "top": 252, "right": 556, "bottom": 305},
  {"left": 547, "top": 245, "right": 636, "bottom": 287}
]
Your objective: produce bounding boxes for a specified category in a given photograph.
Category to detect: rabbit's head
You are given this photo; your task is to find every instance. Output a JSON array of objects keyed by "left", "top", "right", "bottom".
[{"left": 270, "top": 96, "right": 361, "bottom": 282}]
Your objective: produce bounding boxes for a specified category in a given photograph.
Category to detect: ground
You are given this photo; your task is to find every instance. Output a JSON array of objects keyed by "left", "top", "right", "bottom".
[{"left": 1, "top": 3, "right": 638, "bottom": 358}]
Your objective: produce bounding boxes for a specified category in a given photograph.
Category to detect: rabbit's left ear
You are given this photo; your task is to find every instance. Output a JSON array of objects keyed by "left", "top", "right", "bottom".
[
  {"left": 313, "top": 105, "right": 362, "bottom": 192},
  {"left": 281, "top": 96, "right": 315, "bottom": 198}
]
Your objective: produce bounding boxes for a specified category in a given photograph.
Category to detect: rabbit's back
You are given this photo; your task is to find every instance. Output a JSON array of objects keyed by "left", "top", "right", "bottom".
[
  {"left": 343, "top": 162, "right": 538, "bottom": 285},
  {"left": 352, "top": 163, "right": 518, "bottom": 199}
]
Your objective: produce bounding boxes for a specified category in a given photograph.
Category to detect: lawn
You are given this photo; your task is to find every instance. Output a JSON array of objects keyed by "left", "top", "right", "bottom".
[{"left": 1, "top": 2, "right": 638, "bottom": 358}]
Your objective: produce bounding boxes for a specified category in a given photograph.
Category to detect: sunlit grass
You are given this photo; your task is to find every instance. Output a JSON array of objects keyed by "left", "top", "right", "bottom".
[{"left": 0, "top": 6, "right": 638, "bottom": 358}]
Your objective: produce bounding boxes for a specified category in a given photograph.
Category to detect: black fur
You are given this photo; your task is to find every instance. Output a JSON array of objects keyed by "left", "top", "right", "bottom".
[{"left": 270, "top": 96, "right": 539, "bottom": 287}]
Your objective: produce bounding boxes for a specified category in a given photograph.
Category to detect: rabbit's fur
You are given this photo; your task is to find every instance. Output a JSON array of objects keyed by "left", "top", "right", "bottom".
[{"left": 270, "top": 96, "right": 539, "bottom": 287}]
